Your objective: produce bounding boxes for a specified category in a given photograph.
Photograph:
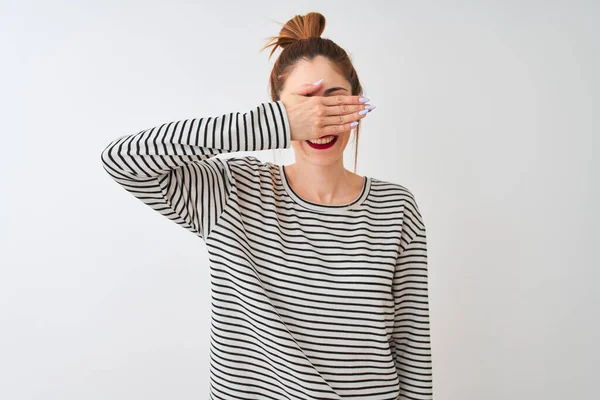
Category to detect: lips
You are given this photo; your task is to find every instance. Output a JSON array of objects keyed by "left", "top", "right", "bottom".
[
  {"left": 306, "top": 135, "right": 338, "bottom": 149},
  {"left": 308, "top": 134, "right": 338, "bottom": 143}
]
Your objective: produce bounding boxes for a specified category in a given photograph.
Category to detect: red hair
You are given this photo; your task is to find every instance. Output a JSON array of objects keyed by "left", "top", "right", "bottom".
[{"left": 260, "top": 12, "right": 364, "bottom": 173}]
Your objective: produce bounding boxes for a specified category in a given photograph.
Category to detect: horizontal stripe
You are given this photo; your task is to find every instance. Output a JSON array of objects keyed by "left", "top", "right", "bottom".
[{"left": 101, "top": 100, "right": 432, "bottom": 399}]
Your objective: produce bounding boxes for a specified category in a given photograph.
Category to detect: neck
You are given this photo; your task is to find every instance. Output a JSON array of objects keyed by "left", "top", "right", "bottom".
[{"left": 284, "top": 160, "right": 361, "bottom": 205}]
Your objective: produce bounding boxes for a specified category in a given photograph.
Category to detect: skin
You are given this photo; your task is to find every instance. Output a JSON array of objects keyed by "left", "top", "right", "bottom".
[{"left": 279, "top": 55, "right": 371, "bottom": 206}]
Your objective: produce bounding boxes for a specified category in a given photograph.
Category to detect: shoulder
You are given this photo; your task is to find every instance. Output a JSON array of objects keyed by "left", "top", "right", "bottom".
[
  {"left": 219, "top": 155, "right": 278, "bottom": 186},
  {"left": 221, "top": 155, "right": 274, "bottom": 173},
  {"left": 369, "top": 176, "right": 426, "bottom": 238},
  {"left": 368, "top": 176, "right": 421, "bottom": 213}
]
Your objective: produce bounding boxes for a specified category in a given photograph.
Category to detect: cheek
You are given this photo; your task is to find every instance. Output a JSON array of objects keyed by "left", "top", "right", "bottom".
[
  {"left": 291, "top": 141, "right": 307, "bottom": 155},
  {"left": 338, "top": 130, "right": 352, "bottom": 145}
]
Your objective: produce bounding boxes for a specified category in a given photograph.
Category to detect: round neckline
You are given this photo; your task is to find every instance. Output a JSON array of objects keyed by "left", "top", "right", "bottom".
[{"left": 278, "top": 164, "right": 371, "bottom": 213}]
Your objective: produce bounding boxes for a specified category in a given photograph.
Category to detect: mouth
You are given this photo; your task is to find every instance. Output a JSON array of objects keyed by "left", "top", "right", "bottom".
[{"left": 306, "top": 135, "right": 338, "bottom": 149}]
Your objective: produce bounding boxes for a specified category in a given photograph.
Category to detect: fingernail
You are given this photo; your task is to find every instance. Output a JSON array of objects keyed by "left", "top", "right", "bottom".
[
  {"left": 350, "top": 121, "right": 359, "bottom": 127},
  {"left": 359, "top": 97, "right": 370, "bottom": 103},
  {"left": 365, "top": 105, "right": 376, "bottom": 110},
  {"left": 312, "top": 78, "right": 323, "bottom": 85},
  {"left": 359, "top": 109, "right": 369, "bottom": 115}
]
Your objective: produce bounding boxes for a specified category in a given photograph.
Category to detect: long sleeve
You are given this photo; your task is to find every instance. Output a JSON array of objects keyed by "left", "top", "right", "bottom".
[
  {"left": 100, "top": 100, "right": 291, "bottom": 240},
  {"left": 393, "top": 193, "right": 433, "bottom": 399}
]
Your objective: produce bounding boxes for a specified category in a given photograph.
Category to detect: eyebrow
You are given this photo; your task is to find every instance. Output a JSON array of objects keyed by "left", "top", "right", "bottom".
[{"left": 324, "top": 87, "right": 348, "bottom": 95}]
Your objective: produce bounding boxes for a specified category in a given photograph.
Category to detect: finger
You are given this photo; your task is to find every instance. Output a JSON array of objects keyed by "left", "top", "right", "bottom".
[
  {"left": 294, "top": 80, "right": 323, "bottom": 96},
  {"left": 323, "top": 104, "right": 365, "bottom": 116},
  {"left": 320, "top": 121, "right": 358, "bottom": 136},
  {"left": 321, "top": 109, "right": 368, "bottom": 127},
  {"left": 321, "top": 95, "right": 369, "bottom": 106}
]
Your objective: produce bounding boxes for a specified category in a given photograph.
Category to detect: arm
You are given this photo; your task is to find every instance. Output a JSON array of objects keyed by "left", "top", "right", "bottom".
[
  {"left": 393, "top": 193, "right": 433, "bottom": 399},
  {"left": 100, "top": 100, "right": 291, "bottom": 240}
]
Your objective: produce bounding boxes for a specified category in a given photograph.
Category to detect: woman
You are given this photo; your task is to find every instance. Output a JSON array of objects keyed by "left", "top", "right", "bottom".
[{"left": 101, "top": 12, "right": 432, "bottom": 400}]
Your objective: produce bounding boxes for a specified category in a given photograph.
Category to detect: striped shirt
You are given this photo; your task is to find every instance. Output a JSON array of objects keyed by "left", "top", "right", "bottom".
[{"left": 100, "top": 100, "right": 433, "bottom": 400}]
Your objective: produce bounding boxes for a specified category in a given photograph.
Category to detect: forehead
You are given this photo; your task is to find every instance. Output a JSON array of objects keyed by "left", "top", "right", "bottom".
[{"left": 283, "top": 55, "right": 350, "bottom": 92}]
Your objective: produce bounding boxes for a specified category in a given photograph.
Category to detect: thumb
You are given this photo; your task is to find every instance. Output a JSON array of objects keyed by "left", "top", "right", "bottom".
[{"left": 294, "top": 79, "right": 323, "bottom": 96}]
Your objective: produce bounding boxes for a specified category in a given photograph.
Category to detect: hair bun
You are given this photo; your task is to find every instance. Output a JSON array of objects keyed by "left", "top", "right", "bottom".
[{"left": 261, "top": 12, "right": 326, "bottom": 59}]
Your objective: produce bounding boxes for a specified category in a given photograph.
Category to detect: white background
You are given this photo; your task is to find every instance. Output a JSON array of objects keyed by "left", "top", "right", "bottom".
[{"left": 1, "top": 1, "right": 598, "bottom": 399}]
